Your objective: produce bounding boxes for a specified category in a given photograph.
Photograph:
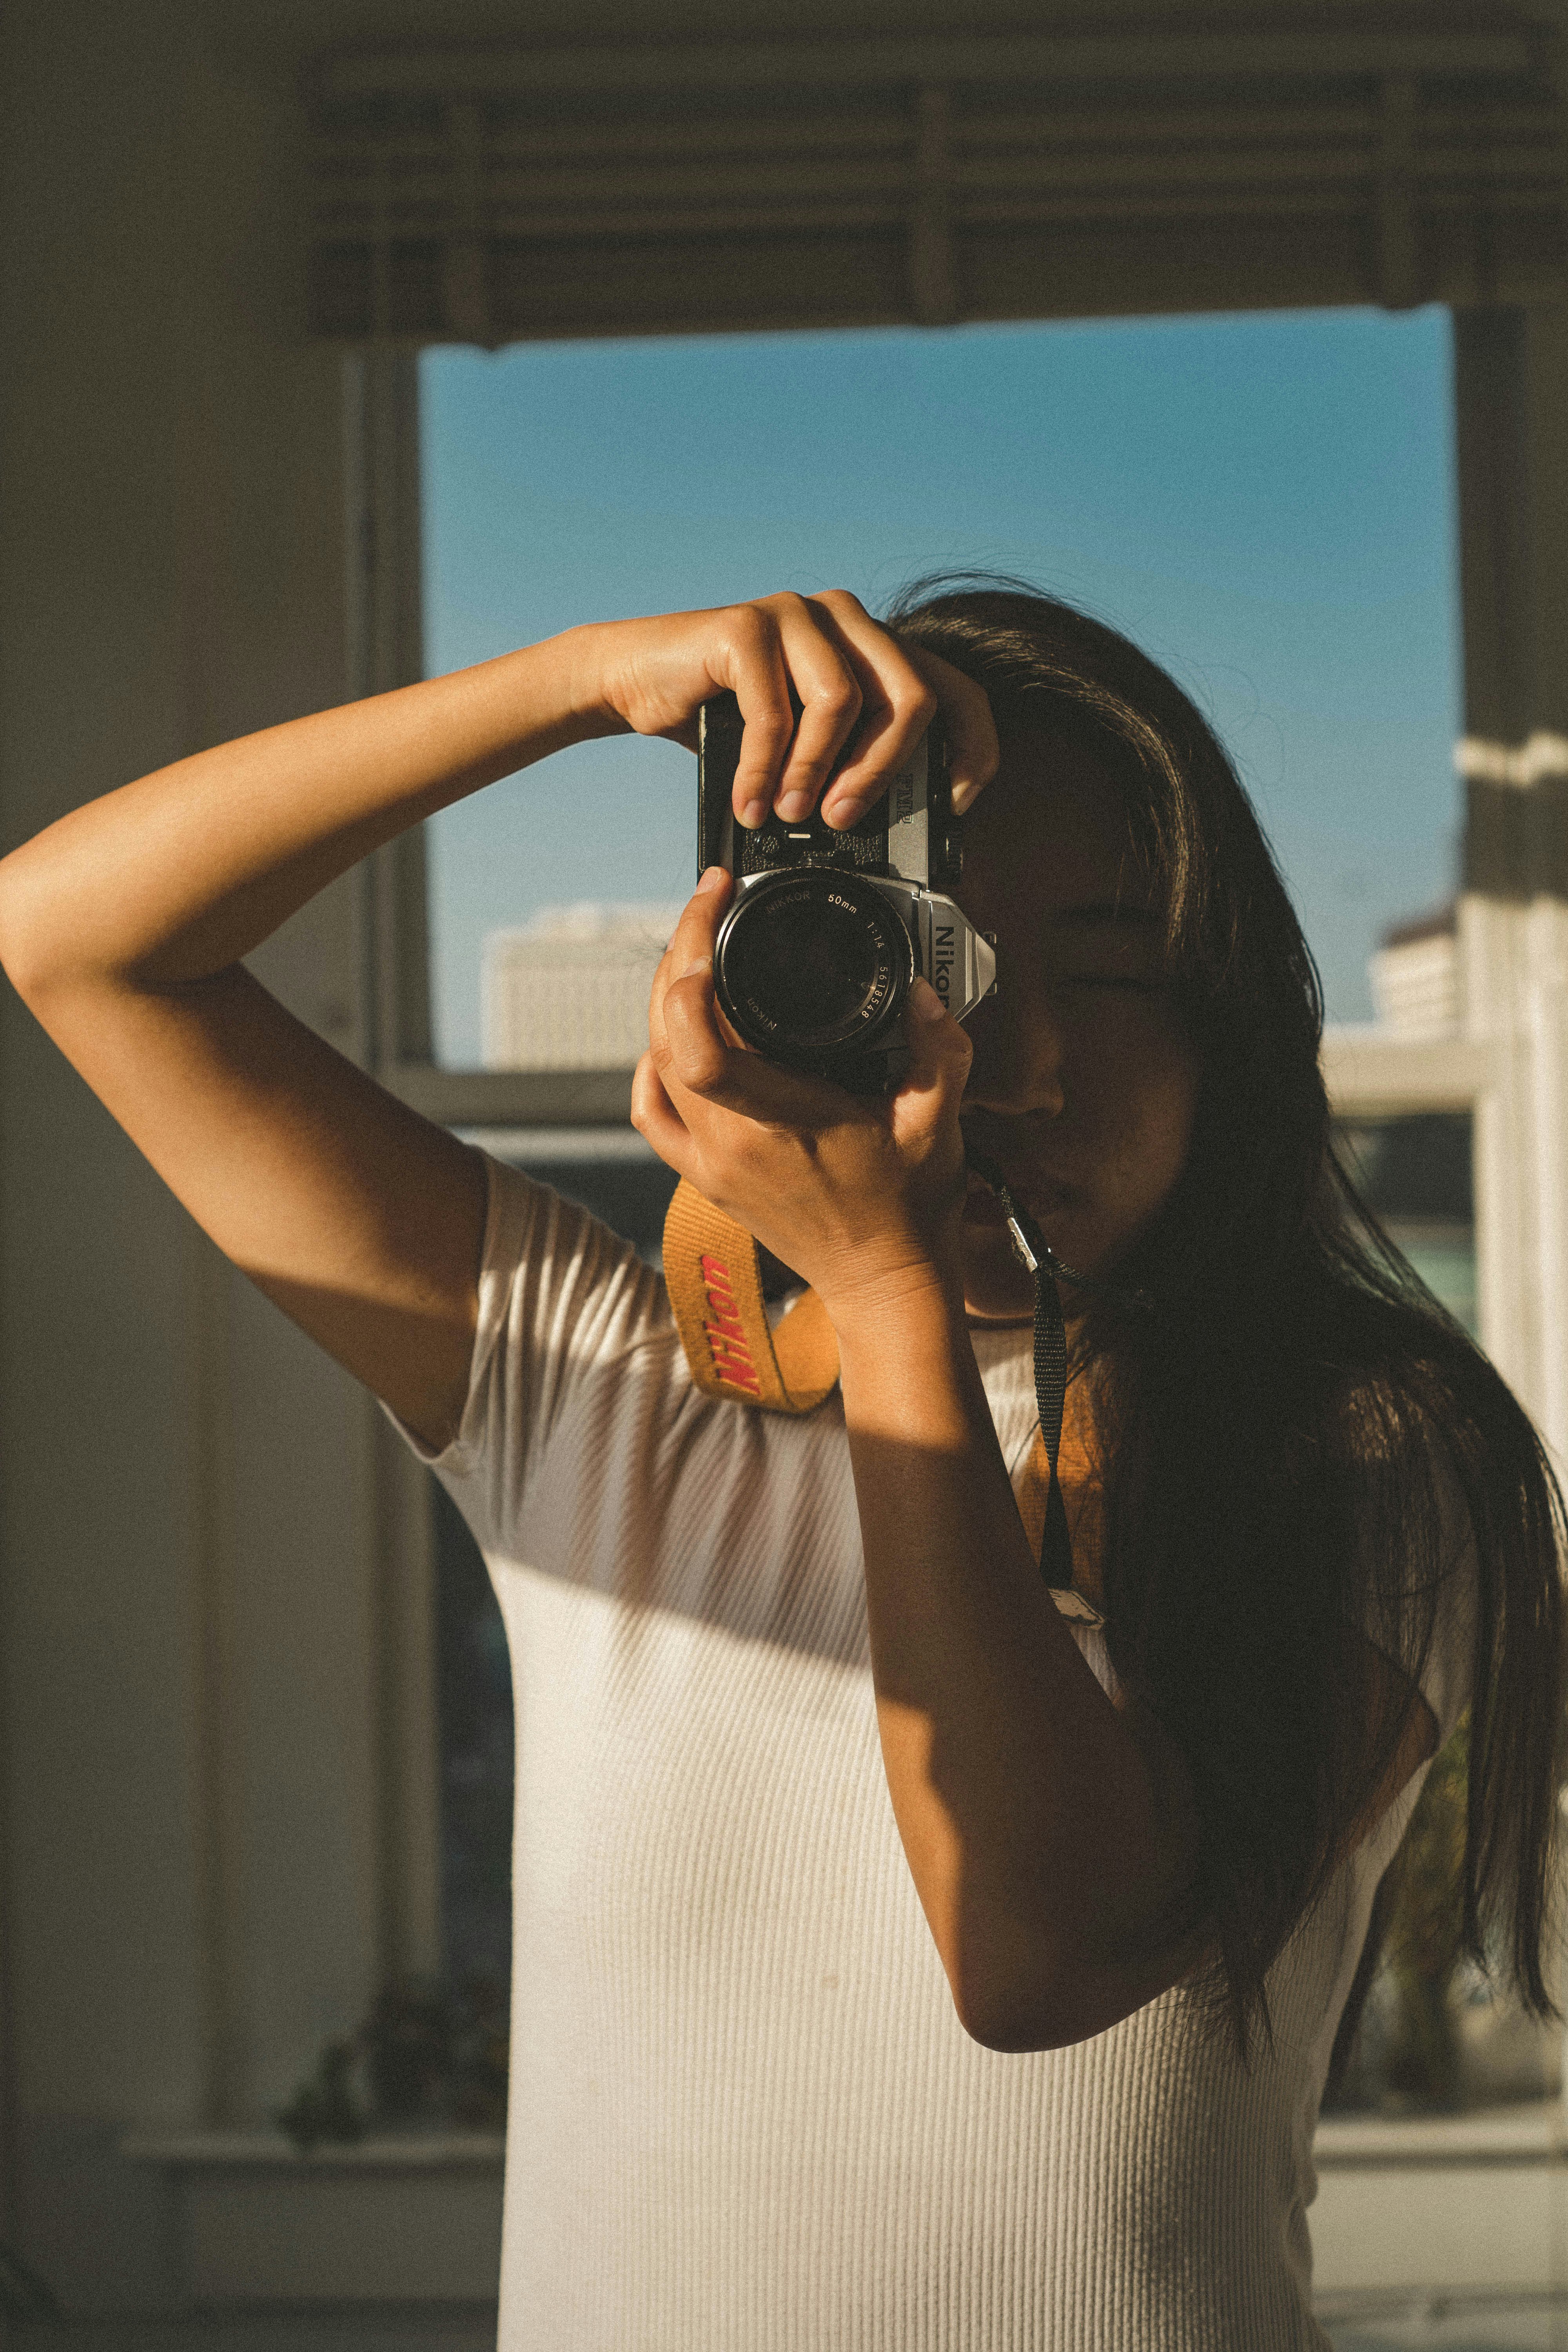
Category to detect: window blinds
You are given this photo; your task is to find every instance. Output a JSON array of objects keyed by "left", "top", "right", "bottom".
[{"left": 308, "top": 27, "right": 1568, "bottom": 345}]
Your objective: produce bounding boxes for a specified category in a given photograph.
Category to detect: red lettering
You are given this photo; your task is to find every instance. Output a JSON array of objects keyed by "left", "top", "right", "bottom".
[
  {"left": 693, "top": 1252, "right": 762, "bottom": 1394},
  {"left": 704, "top": 1321, "right": 755, "bottom": 1369}
]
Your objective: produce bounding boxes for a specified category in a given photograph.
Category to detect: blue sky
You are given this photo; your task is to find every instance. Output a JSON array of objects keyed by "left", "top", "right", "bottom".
[{"left": 421, "top": 309, "right": 1460, "bottom": 1067}]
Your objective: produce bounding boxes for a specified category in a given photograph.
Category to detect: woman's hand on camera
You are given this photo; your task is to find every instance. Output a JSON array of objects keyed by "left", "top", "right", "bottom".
[
  {"left": 631, "top": 868, "right": 973, "bottom": 1325},
  {"left": 575, "top": 590, "right": 998, "bottom": 828}
]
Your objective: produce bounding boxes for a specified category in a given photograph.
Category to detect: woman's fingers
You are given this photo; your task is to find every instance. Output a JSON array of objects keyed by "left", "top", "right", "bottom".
[
  {"left": 769, "top": 593, "right": 999, "bottom": 830},
  {"left": 766, "top": 599, "right": 865, "bottom": 825},
  {"left": 811, "top": 624, "right": 998, "bottom": 826},
  {"left": 900, "top": 645, "right": 1001, "bottom": 817},
  {"left": 647, "top": 869, "right": 868, "bottom": 1138},
  {"left": 657, "top": 971, "right": 844, "bottom": 1127},
  {"left": 648, "top": 868, "right": 788, "bottom": 1118},
  {"left": 728, "top": 592, "right": 942, "bottom": 830},
  {"left": 722, "top": 608, "right": 800, "bottom": 824},
  {"left": 805, "top": 591, "right": 938, "bottom": 827},
  {"left": 648, "top": 866, "right": 730, "bottom": 1051},
  {"left": 629, "top": 1051, "right": 697, "bottom": 1179},
  {"left": 890, "top": 977, "right": 974, "bottom": 1161},
  {"left": 597, "top": 592, "right": 998, "bottom": 828}
]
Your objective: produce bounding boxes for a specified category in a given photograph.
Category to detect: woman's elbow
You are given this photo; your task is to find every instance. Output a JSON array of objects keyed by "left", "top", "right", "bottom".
[
  {"left": 955, "top": 1977, "right": 1125, "bottom": 2055},
  {"left": 948, "top": 1925, "right": 1196, "bottom": 2053},
  {"left": 0, "top": 847, "right": 71, "bottom": 1005},
  {"left": 946, "top": 1936, "right": 1118, "bottom": 2053}
]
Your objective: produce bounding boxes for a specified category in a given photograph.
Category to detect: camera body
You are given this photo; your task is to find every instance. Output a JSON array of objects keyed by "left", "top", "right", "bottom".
[{"left": 697, "top": 693, "right": 997, "bottom": 1093}]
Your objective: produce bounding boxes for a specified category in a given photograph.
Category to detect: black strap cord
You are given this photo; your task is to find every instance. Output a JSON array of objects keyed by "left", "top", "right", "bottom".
[{"left": 963, "top": 1145, "right": 1151, "bottom": 1607}]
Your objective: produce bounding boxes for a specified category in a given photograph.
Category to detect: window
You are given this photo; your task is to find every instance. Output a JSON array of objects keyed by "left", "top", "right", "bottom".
[
  {"left": 413, "top": 311, "right": 1492, "bottom": 2077},
  {"left": 418, "top": 310, "right": 1462, "bottom": 1065},
  {"left": 1323, "top": 1114, "right": 1564, "bottom": 2127}
]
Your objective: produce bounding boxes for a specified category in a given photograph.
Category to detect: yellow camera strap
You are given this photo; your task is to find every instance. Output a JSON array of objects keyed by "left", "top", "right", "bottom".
[
  {"left": 662, "top": 1170, "right": 1109, "bottom": 1626},
  {"left": 662, "top": 1178, "right": 840, "bottom": 1414}
]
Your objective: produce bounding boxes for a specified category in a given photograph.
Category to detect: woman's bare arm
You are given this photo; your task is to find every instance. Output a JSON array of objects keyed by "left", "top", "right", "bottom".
[
  {"left": 0, "top": 593, "right": 972, "bottom": 1448},
  {"left": 0, "top": 636, "right": 605, "bottom": 1446},
  {"left": 834, "top": 1291, "right": 1205, "bottom": 2048}
]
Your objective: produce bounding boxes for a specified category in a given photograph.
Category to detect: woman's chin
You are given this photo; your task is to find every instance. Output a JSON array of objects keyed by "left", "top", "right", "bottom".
[
  {"left": 960, "top": 1207, "right": 1116, "bottom": 1322},
  {"left": 959, "top": 1225, "right": 1037, "bottom": 1322}
]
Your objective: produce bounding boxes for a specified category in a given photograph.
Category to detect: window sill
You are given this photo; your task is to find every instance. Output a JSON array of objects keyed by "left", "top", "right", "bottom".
[
  {"left": 1319, "top": 1024, "right": 1488, "bottom": 1117},
  {"left": 122, "top": 2130, "right": 504, "bottom": 2304},
  {"left": 124, "top": 2106, "right": 1568, "bottom": 2308},
  {"left": 123, "top": 2127, "right": 505, "bottom": 2169},
  {"left": 1310, "top": 2101, "right": 1568, "bottom": 2302},
  {"left": 1315, "top": 2100, "right": 1565, "bottom": 2169}
]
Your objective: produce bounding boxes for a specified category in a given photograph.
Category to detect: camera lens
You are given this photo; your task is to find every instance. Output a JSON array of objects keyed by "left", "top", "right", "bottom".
[
  {"left": 716, "top": 870, "right": 913, "bottom": 1064},
  {"left": 732, "top": 892, "right": 880, "bottom": 1033}
]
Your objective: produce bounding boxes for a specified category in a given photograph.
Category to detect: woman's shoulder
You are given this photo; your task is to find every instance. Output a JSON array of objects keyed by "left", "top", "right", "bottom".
[{"left": 405, "top": 1153, "right": 679, "bottom": 1478}]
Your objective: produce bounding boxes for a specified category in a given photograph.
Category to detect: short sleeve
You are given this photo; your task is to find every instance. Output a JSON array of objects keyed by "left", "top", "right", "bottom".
[{"left": 380, "top": 1153, "right": 669, "bottom": 1548}]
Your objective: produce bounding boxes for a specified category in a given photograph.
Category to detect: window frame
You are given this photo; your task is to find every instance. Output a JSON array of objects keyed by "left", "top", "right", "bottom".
[
  {"left": 368, "top": 332, "right": 1557, "bottom": 2116},
  {"left": 348, "top": 350, "right": 640, "bottom": 1136}
]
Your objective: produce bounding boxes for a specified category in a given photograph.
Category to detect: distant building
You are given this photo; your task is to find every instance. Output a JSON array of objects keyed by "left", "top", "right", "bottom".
[
  {"left": 1368, "top": 904, "right": 1458, "bottom": 1039},
  {"left": 481, "top": 902, "right": 683, "bottom": 1070}
]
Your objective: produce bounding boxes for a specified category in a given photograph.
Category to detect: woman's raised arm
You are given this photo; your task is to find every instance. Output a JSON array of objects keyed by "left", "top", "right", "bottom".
[{"left": 0, "top": 593, "right": 974, "bottom": 1448}]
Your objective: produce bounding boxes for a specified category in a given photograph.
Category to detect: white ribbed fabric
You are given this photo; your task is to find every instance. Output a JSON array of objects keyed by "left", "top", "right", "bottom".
[{"left": 392, "top": 1156, "right": 1470, "bottom": 2352}]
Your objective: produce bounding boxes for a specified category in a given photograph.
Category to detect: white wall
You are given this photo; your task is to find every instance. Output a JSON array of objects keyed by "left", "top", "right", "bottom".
[{"left": 0, "top": 0, "right": 423, "bottom": 2305}]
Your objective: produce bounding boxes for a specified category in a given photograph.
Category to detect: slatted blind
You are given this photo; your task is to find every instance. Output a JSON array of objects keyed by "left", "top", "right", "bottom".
[{"left": 309, "top": 25, "right": 1568, "bottom": 345}]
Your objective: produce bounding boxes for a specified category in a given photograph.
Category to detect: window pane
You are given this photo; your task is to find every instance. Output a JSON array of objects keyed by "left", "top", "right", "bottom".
[
  {"left": 1336, "top": 1113, "right": 1476, "bottom": 1335},
  {"left": 1321, "top": 1119, "right": 1562, "bottom": 2140},
  {"left": 419, "top": 312, "right": 1459, "bottom": 1069}
]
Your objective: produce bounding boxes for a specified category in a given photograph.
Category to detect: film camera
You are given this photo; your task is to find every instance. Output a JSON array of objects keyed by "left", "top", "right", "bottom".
[{"left": 697, "top": 692, "right": 997, "bottom": 1094}]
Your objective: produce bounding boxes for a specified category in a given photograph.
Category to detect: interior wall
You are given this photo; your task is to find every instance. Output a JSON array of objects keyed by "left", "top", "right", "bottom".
[{"left": 0, "top": 0, "right": 406, "bottom": 2305}]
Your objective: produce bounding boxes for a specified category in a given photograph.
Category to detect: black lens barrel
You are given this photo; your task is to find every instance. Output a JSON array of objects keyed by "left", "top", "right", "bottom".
[{"left": 714, "top": 868, "right": 914, "bottom": 1071}]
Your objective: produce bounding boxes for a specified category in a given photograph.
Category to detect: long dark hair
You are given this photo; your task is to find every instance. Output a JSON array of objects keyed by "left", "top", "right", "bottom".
[{"left": 889, "top": 575, "right": 1566, "bottom": 2059}]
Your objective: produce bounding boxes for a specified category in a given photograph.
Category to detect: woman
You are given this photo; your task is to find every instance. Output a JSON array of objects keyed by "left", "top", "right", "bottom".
[{"left": 0, "top": 579, "right": 1559, "bottom": 2347}]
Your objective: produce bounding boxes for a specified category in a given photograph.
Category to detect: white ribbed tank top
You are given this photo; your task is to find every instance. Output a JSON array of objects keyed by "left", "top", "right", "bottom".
[{"left": 394, "top": 1158, "right": 1468, "bottom": 2352}]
